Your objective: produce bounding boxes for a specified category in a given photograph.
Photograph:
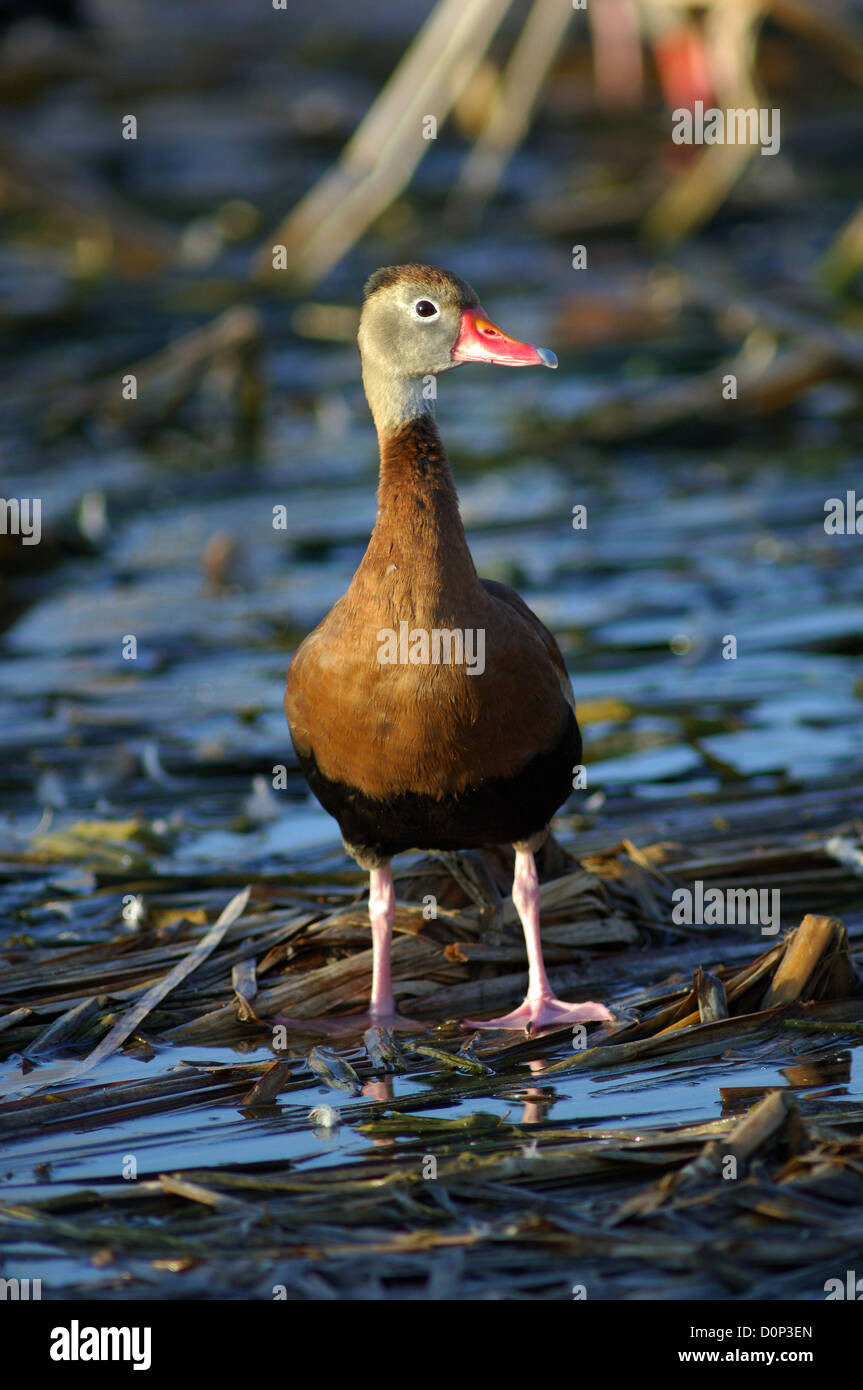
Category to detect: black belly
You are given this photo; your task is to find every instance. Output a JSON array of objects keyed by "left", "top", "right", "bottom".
[{"left": 294, "top": 710, "right": 581, "bottom": 867}]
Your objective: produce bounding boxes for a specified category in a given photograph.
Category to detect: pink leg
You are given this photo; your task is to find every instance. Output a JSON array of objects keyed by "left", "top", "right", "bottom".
[
  {"left": 464, "top": 848, "right": 614, "bottom": 1031},
  {"left": 272, "top": 863, "right": 419, "bottom": 1034},
  {"left": 369, "top": 863, "right": 396, "bottom": 1019}
]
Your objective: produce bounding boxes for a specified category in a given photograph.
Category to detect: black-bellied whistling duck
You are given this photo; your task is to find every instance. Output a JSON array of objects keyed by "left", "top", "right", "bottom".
[{"left": 286, "top": 264, "right": 614, "bottom": 1032}]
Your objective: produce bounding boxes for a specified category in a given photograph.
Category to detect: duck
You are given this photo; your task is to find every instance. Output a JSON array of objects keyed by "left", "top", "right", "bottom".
[{"left": 285, "top": 264, "right": 614, "bottom": 1032}]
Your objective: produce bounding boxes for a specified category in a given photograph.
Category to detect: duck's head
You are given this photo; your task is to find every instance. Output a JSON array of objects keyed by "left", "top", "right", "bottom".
[{"left": 358, "top": 263, "right": 556, "bottom": 434}]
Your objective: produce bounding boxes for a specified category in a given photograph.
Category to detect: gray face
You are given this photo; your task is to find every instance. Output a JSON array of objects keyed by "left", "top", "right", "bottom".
[{"left": 358, "top": 278, "right": 464, "bottom": 380}]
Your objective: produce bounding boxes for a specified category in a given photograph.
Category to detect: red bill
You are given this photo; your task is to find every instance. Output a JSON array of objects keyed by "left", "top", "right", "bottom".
[{"left": 451, "top": 307, "right": 557, "bottom": 369}]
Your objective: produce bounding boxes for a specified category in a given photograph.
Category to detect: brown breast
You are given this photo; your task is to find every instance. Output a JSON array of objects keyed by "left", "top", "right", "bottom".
[{"left": 285, "top": 416, "right": 573, "bottom": 801}]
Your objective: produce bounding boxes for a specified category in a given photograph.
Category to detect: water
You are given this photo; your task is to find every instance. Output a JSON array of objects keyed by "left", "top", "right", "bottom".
[{"left": 2, "top": 1033, "right": 860, "bottom": 1209}]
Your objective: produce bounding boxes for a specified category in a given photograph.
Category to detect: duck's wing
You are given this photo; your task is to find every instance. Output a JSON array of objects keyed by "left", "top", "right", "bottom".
[{"left": 480, "top": 577, "right": 576, "bottom": 714}]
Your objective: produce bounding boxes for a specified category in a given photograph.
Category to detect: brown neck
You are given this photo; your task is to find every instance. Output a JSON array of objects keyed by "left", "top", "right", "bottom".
[{"left": 362, "top": 414, "right": 479, "bottom": 599}]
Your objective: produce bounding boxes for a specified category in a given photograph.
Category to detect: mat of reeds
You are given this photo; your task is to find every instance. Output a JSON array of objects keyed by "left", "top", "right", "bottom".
[{"left": 1, "top": 774, "right": 861, "bottom": 1300}]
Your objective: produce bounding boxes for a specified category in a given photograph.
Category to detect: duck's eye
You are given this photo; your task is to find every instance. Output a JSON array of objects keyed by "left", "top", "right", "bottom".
[{"left": 413, "top": 299, "right": 439, "bottom": 319}]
